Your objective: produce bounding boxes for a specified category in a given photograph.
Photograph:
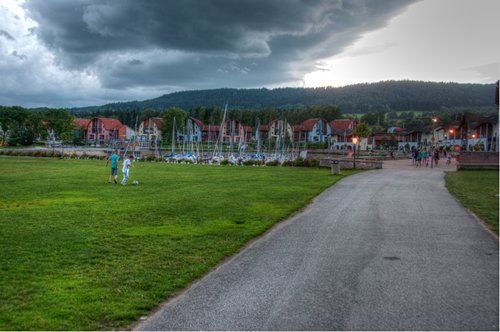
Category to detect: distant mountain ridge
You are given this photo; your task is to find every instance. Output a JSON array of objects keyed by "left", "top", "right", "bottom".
[{"left": 70, "top": 80, "right": 496, "bottom": 114}]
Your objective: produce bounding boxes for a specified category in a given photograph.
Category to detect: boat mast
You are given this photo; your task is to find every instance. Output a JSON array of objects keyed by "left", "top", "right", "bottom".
[
  {"left": 171, "top": 116, "right": 176, "bottom": 153},
  {"left": 213, "top": 103, "right": 228, "bottom": 158}
]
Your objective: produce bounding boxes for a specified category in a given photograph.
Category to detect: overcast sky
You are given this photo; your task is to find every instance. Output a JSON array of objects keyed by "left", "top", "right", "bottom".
[{"left": 0, "top": 0, "right": 498, "bottom": 108}]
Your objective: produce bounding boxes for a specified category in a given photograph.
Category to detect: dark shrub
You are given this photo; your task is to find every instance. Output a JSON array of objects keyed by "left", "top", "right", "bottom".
[
  {"left": 266, "top": 160, "right": 279, "bottom": 166},
  {"left": 294, "top": 157, "right": 304, "bottom": 167},
  {"left": 309, "top": 158, "right": 320, "bottom": 168}
]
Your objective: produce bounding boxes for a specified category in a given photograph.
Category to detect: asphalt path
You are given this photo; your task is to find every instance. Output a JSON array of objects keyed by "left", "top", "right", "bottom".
[{"left": 135, "top": 160, "right": 498, "bottom": 331}]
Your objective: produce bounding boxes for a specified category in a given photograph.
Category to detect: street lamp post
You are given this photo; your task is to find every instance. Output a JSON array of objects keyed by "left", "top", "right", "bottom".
[
  {"left": 431, "top": 117, "right": 437, "bottom": 168},
  {"left": 352, "top": 137, "right": 358, "bottom": 169},
  {"left": 449, "top": 129, "right": 455, "bottom": 147}
]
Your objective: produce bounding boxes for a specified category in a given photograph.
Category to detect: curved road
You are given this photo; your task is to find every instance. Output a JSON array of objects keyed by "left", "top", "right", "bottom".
[{"left": 135, "top": 160, "right": 498, "bottom": 331}]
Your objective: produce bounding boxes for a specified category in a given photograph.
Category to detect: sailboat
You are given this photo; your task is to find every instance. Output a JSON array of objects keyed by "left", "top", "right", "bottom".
[{"left": 212, "top": 103, "right": 228, "bottom": 163}]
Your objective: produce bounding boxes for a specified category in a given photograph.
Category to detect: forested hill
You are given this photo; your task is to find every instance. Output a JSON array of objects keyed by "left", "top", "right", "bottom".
[{"left": 71, "top": 81, "right": 496, "bottom": 113}]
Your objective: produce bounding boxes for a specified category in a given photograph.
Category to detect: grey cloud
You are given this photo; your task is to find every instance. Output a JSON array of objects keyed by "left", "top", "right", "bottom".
[
  {"left": 11, "top": 51, "right": 28, "bottom": 60},
  {"left": 0, "top": 30, "right": 15, "bottom": 41},
  {"left": 463, "top": 63, "right": 500, "bottom": 83},
  {"left": 346, "top": 42, "right": 399, "bottom": 57},
  {"left": 23, "top": 0, "right": 417, "bottom": 91},
  {"left": 128, "top": 59, "right": 143, "bottom": 66}
]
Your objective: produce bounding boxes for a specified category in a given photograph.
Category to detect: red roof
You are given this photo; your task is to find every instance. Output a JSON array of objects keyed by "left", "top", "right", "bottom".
[
  {"left": 302, "top": 118, "right": 321, "bottom": 131},
  {"left": 141, "top": 117, "right": 163, "bottom": 130},
  {"left": 330, "top": 119, "right": 356, "bottom": 132},
  {"left": 119, "top": 125, "right": 128, "bottom": 138},
  {"left": 151, "top": 117, "right": 163, "bottom": 128},
  {"left": 259, "top": 125, "right": 269, "bottom": 131},
  {"left": 92, "top": 117, "right": 123, "bottom": 130},
  {"left": 202, "top": 124, "right": 220, "bottom": 131},
  {"left": 189, "top": 117, "right": 204, "bottom": 129},
  {"left": 74, "top": 118, "right": 90, "bottom": 128}
]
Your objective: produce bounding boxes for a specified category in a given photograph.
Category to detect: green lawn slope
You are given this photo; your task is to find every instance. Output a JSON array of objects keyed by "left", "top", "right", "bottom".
[{"left": 0, "top": 157, "right": 353, "bottom": 330}]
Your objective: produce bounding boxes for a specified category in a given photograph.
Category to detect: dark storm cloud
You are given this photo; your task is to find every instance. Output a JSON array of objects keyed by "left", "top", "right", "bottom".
[{"left": 24, "top": 0, "right": 417, "bottom": 90}]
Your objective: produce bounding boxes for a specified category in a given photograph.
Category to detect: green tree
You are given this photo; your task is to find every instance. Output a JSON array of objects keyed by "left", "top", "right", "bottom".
[
  {"left": 43, "top": 109, "right": 75, "bottom": 143},
  {"left": 353, "top": 122, "right": 371, "bottom": 138},
  {"left": 0, "top": 106, "right": 40, "bottom": 146},
  {"left": 162, "top": 107, "right": 186, "bottom": 142},
  {"left": 139, "top": 108, "right": 161, "bottom": 122},
  {"left": 209, "top": 108, "right": 224, "bottom": 125},
  {"left": 72, "top": 128, "right": 85, "bottom": 145},
  {"left": 229, "top": 109, "right": 243, "bottom": 122},
  {"left": 389, "top": 134, "right": 398, "bottom": 149},
  {"left": 361, "top": 110, "right": 386, "bottom": 126},
  {"left": 381, "top": 136, "right": 388, "bottom": 149},
  {"left": 0, "top": 106, "right": 16, "bottom": 145}
]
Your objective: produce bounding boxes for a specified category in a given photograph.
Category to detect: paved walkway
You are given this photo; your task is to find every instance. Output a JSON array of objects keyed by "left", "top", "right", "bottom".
[
  {"left": 383, "top": 156, "right": 458, "bottom": 171},
  {"left": 135, "top": 159, "right": 498, "bottom": 331}
]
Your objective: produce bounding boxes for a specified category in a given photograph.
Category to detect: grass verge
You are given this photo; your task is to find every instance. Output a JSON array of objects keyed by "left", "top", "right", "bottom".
[
  {"left": 0, "top": 156, "right": 356, "bottom": 330},
  {"left": 445, "top": 170, "right": 499, "bottom": 235}
]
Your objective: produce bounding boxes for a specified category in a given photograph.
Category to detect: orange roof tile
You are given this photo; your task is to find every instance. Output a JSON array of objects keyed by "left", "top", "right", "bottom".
[
  {"left": 74, "top": 118, "right": 91, "bottom": 128},
  {"left": 97, "top": 118, "right": 123, "bottom": 130},
  {"left": 302, "top": 118, "right": 322, "bottom": 131},
  {"left": 330, "top": 119, "right": 356, "bottom": 132}
]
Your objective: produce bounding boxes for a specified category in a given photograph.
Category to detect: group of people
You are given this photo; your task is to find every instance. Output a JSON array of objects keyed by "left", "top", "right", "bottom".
[
  {"left": 411, "top": 147, "right": 452, "bottom": 168},
  {"left": 105, "top": 150, "right": 134, "bottom": 185}
]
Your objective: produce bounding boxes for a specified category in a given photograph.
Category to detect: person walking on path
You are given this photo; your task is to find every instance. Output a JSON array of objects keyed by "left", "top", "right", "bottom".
[
  {"left": 106, "top": 150, "right": 120, "bottom": 184},
  {"left": 416, "top": 149, "right": 422, "bottom": 167},
  {"left": 423, "top": 149, "right": 429, "bottom": 167},
  {"left": 411, "top": 147, "right": 417, "bottom": 165},
  {"left": 434, "top": 149, "right": 440, "bottom": 167},
  {"left": 121, "top": 155, "right": 134, "bottom": 185}
]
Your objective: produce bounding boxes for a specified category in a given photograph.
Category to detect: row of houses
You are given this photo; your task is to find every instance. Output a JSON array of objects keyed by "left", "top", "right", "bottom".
[
  {"left": 74, "top": 117, "right": 359, "bottom": 146},
  {"left": 372, "top": 114, "right": 499, "bottom": 151},
  {"left": 73, "top": 113, "right": 499, "bottom": 151}
]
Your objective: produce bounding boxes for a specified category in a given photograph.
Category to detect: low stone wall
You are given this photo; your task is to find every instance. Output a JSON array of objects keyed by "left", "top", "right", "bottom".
[
  {"left": 320, "top": 158, "right": 383, "bottom": 170},
  {"left": 307, "top": 149, "right": 400, "bottom": 161},
  {"left": 0, "top": 147, "right": 157, "bottom": 157},
  {"left": 458, "top": 152, "right": 499, "bottom": 170},
  {"left": 306, "top": 150, "right": 345, "bottom": 160},
  {"left": 0, "top": 147, "right": 107, "bottom": 156}
]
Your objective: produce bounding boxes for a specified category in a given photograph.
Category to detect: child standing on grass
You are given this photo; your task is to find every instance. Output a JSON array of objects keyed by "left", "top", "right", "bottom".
[
  {"left": 105, "top": 150, "right": 120, "bottom": 184},
  {"left": 121, "top": 155, "right": 134, "bottom": 185}
]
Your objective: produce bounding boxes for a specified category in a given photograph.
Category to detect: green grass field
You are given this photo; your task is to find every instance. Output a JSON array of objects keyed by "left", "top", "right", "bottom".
[
  {"left": 0, "top": 156, "right": 354, "bottom": 330},
  {"left": 445, "top": 170, "right": 499, "bottom": 234}
]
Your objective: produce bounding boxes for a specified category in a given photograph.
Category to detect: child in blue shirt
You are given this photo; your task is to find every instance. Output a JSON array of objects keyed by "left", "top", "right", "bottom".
[{"left": 106, "top": 150, "right": 120, "bottom": 184}]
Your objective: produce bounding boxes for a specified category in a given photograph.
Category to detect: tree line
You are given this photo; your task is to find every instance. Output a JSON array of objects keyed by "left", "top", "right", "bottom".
[
  {"left": 70, "top": 81, "right": 496, "bottom": 114},
  {"left": 79, "top": 104, "right": 342, "bottom": 129},
  {"left": 0, "top": 106, "right": 74, "bottom": 146}
]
